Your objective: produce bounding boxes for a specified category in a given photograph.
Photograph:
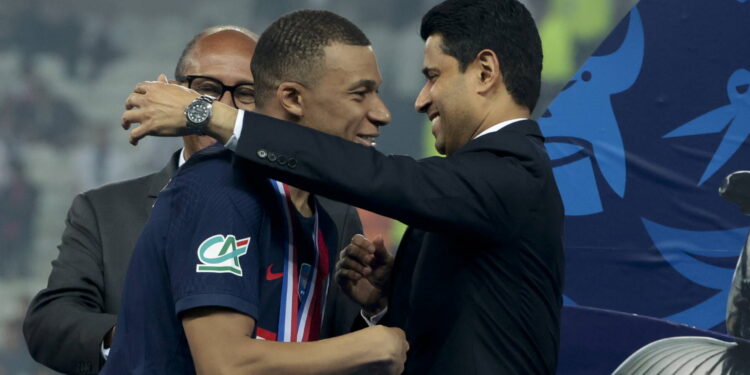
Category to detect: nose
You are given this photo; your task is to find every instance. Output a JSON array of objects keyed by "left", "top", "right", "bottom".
[
  {"left": 414, "top": 83, "right": 431, "bottom": 113},
  {"left": 217, "top": 89, "right": 236, "bottom": 108},
  {"left": 369, "top": 93, "right": 391, "bottom": 127}
]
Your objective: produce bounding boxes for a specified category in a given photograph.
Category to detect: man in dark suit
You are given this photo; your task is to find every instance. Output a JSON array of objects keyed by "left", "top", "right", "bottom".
[
  {"left": 122, "top": 0, "right": 564, "bottom": 373},
  {"left": 24, "top": 25, "right": 362, "bottom": 375}
]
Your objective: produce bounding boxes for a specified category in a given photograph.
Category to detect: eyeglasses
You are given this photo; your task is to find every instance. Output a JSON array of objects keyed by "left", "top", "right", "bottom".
[{"left": 178, "top": 75, "right": 255, "bottom": 108}]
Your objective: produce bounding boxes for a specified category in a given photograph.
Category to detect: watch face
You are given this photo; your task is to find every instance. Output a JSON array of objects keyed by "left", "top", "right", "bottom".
[{"left": 187, "top": 101, "right": 211, "bottom": 124}]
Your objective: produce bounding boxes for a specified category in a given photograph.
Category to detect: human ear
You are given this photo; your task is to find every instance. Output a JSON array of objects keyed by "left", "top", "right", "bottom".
[
  {"left": 277, "top": 82, "right": 305, "bottom": 117},
  {"left": 474, "top": 49, "right": 501, "bottom": 92}
]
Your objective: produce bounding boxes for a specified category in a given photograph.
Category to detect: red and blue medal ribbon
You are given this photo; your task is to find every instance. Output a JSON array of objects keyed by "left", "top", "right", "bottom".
[{"left": 271, "top": 180, "right": 330, "bottom": 342}]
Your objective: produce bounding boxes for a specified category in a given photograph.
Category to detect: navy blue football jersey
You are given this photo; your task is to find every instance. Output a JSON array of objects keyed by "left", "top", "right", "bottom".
[{"left": 101, "top": 147, "right": 338, "bottom": 374}]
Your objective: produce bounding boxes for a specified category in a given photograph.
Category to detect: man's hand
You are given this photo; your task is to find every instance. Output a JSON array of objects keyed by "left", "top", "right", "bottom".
[
  {"left": 121, "top": 74, "right": 237, "bottom": 146},
  {"left": 358, "top": 325, "right": 408, "bottom": 375},
  {"left": 336, "top": 234, "right": 393, "bottom": 314},
  {"left": 122, "top": 74, "right": 199, "bottom": 145}
]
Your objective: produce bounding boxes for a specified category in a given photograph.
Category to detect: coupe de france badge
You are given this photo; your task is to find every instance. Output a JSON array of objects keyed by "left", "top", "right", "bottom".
[{"left": 196, "top": 234, "right": 250, "bottom": 276}]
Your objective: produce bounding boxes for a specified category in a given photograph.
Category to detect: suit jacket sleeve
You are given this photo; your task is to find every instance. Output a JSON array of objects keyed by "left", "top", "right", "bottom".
[
  {"left": 235, "top": 112, "right": 535, "bottom": 241},
  {"left": 23, "top": 193, "right": 116, "bottom": 375}
]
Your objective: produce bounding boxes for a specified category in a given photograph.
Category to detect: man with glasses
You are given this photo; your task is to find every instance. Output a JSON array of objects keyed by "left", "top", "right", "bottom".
[{"left": 24, "top": 25, "right": 363, "bottom": 374}]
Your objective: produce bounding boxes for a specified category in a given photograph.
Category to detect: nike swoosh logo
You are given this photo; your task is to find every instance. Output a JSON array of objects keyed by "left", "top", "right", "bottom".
[{"left": 266, "top": 264, "right": 284, "bottom": 281}]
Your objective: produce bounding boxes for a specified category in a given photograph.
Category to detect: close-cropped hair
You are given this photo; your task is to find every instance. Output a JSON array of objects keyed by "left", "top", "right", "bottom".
[
  {"left": 420, "top": 0, "right": 543, "bottom": 111},
  {"left": 174, "top": 25, "right": 259, "bottom": 80},
  {"left": 251, "top": 9, "right": 370, "bottom": 108}
]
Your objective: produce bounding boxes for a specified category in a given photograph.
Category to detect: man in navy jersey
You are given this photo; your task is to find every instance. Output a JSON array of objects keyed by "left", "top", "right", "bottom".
[{"left": 103, "top": 11, "right": 407, "bottom": 375}]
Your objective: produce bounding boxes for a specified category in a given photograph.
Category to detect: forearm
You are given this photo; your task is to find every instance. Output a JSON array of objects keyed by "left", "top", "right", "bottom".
[
  {"left": 214, "top": 330, "right": 385, "bottom": 375},
  {"left": 185, "top": 307, "right": 404, "bottom": 374},
  {"left": 206, "top": 102, "right": 237, "bottom": 145}
]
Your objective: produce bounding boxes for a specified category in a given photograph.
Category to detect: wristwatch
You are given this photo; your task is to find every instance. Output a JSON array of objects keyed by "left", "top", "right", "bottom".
[{"left": 184, "top": 95, "right": 216, "bottom": 135}]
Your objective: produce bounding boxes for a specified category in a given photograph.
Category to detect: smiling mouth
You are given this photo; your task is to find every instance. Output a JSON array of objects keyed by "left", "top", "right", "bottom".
[
  {"left": 429, "top": 114, "right": 440, "bottom": 136},
  {"left": 355, "top": 134, "right": 378, "bottom": 147}
]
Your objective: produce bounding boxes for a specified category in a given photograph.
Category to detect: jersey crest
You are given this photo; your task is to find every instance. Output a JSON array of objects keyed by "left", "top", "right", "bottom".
[{"left": 196, "top": 234, "right": 250, "bottom": 276}]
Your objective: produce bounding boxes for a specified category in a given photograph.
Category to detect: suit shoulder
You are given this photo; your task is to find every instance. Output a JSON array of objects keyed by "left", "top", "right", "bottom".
[
  {"left": 458, "top": 125, "right": 548, "bottom": 167},
  {"left": 79, "top": 171, "right": 160, "bottom": 207}
]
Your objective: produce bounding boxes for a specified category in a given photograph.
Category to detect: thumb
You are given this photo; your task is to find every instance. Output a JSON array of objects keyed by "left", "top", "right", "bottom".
[
  {"left": 157, "top": 73, "right": 169, "bottom": 83},
  {"left": 372, "top": 235, "right": 389, "bottom": 260}
]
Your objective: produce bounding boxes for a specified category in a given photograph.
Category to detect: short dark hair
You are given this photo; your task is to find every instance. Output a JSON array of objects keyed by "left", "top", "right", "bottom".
[
  {"left": 251, "top": 10, "right": 370, "bottom": 108},
  {"left": 420, "top": 0, "right": 542, "bottom": 111},
  {"left": 174, "top": 25, "right": 258, "bottom": 80}
]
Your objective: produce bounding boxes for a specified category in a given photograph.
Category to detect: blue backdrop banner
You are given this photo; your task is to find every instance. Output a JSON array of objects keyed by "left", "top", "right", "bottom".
[{"left": 540, "top": 0, "right": 750, "bottom": 331}]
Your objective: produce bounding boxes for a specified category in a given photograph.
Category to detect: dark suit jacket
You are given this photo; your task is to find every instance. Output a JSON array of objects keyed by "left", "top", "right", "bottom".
[
  {"left": 234, "top": 112, "right": 565, "bottom": 374},
  {"left": 23, "top": 150, "right": 361, "bottom": 374}
]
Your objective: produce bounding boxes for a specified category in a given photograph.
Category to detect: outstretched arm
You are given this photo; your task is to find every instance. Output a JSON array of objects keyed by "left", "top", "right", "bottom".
[
  {"left": 232, "top": 111, "right": 532, "bottom": 239},
  {"left": 121, "top": 80, "right": 536, "bottom": 240}
]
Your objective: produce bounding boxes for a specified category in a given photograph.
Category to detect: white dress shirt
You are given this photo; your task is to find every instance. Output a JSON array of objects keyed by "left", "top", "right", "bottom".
[{"left": 474, "top": 118, "right": 528, "bottom": 139}]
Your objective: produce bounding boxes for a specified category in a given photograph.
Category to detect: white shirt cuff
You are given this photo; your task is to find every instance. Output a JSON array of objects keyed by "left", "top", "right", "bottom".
[
  {"left": 101, "top": 340, "right": 110, "bottom": 360},
  {"left": 224, "top": 109, "right": 245, "bottom": 151},
  {"left": 361, "top": 306, "right": 388, "bottom": 327},
  {"left": 178, "top": 147, "right": 187, "bottom": 168}
]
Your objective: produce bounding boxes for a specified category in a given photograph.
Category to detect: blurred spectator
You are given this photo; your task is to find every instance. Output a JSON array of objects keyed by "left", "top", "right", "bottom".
[
  {"left": 3, "top": 0, "right": 120, "bottom": 82},
  {"left": 0, "top": 3, "right": 21, "bottom": 51},
  {"left": 14, "top": 1, "right": 84, "bottom": 79},
  {"left": 78, "top": 14, "right": 123, "bottom": 81},
  {"left": 0, "top": 158, "right": 38, "bottom": 279},
  {"left": 0, "top": 142, "right": 9, "bottom": 189},
  {"left": 0, "top": 70, "right": 83, "bottom": 148}
]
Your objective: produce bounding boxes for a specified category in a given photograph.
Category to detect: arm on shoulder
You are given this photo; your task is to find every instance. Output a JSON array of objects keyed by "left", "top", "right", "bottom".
[{"left": 234, "top": 112, "right": 530, "bottom": 239}]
